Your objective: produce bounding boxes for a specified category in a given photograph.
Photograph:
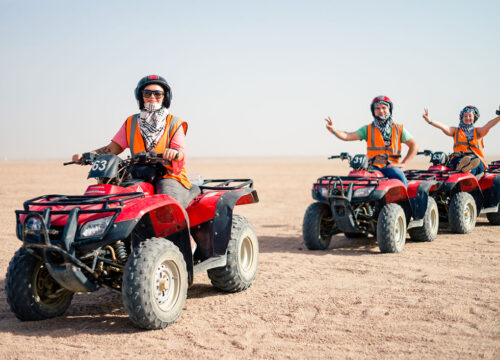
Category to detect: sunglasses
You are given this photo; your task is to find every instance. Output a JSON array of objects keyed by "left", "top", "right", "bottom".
[{"left": 142, "top": 89, "right": 165, "bottom": 98}]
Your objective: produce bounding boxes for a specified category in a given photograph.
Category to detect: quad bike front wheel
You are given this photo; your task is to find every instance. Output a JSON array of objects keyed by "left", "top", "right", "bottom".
[
  {"left": 122, "top": 238, "right": 188, "bottom": 329},
  {"left": 377, "top": 203, "right": 407, "bottom": 253},
  {"left": 448, "top": 192, "right": 477, "bottom": 234},
  {"left": 409, "top": 197, "right": 439, "bottom": 242},
  {"left": 302, "top": 202, "right": 336, "bottom": 250},
  {"left": 207, "top": 215, "right": 259, "bottom": 293},
  {"left": 5, "top": 248, "right": 74, "bottom": 321}
]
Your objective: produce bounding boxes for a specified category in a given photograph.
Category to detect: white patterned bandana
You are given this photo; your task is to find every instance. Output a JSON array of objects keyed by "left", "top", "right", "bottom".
[
  {"left": 372, "top": 116, "right": 394, "bottom": 146},
  {"left": 459, "top": 121, "right": 474, "bottom": 142},
  {"left": 138, "top": 104, "right": 169, "bottom": 151}
]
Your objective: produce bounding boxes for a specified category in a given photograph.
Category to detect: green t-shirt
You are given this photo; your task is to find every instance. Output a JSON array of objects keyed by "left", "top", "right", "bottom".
[{"left": 355, "top": 125, "right": 413, "bottom": 143}]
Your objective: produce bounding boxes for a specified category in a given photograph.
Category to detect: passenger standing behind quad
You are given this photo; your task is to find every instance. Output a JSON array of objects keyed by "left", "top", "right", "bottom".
[
  {"left": 72, "top": 74, "right": 199, "bottom": 207},
  {"left": 324, "top": 96, "right": 418, "bottom": 187},
  {"left": 422, "top": 105, "right": 500, "bottom": 175}
]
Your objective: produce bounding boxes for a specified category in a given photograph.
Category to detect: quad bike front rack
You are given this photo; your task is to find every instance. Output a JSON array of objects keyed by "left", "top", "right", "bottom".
[
  {"left": 15, "top": 192, "right": 145, "bottom": 293},
  {"left": 314, "top": 175, "right": 385, "bottom": 200}
]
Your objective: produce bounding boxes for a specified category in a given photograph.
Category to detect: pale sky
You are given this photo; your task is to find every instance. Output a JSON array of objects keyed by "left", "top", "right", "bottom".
[{"left": 1, "top": 0, "right": 499, "bottom": 160}]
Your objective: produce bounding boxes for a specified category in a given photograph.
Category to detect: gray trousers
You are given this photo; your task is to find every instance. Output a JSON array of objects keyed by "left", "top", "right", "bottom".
[{"left": 155, "top": 178, "right": 200, "bottom": 208}]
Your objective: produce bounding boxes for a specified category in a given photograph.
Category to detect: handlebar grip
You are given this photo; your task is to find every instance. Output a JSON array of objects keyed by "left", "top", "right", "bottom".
[
  {"left": 496, "top": 110, "right": 500, "bottom": 116},
  {"left": 63, "top": 161, "right": 76, "bottom": 166}
]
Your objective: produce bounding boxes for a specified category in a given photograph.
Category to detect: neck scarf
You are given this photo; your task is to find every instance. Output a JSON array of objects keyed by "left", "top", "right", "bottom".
[
  {"left": 372, "top": 115, "right": 394, "bottom": 146},
  {"left": 459, "top": 120, "right": 474, "bottom": 142},
  {"left": 138, "top": 104, "right": 169, "bottom": 151}
]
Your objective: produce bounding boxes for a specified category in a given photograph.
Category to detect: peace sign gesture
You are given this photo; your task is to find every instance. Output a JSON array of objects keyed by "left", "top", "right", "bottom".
[
  {"left": 324, "top": 116, "right": 335, "bottom": 134},
  {"left": 422, "top": 108, "right": 432, "bottom": 124}
]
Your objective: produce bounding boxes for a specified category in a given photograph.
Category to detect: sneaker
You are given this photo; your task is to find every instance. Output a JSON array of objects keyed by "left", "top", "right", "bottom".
[
  {"left": 456, "top": 156, "right": 471, "bottom": 171},
  {"left": 461, "top": 157, "right": 481, "bottom": 173}
]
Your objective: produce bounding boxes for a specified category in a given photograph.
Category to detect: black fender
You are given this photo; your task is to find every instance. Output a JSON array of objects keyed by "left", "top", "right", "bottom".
[
  {"left": 191, "top": 188, "right": 257, "bottom": 260},
  {"left": 481, "top": 174, "right": 500, "bottom": 208},
  {"left": 409, "top": 181, "right": 437, "bottom": 221}
]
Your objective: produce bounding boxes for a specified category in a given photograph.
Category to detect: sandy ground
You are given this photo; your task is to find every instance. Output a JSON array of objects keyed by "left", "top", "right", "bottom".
[{"left": 0, "top": 158, "right": 499, "bottom": 359}]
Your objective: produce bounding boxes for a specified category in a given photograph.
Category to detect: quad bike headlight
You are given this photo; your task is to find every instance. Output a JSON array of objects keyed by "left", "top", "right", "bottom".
[
  {"left": 319, "top": 187, "right": 330, "bottom": 197},
  {"left": 79, "top": 216, "right": 113, "bottom": 238},
  {"left": 353, "top": 187, "right": 375, "bottom": 198},
  {"left": 25, "top": 217, "right": 42, "bottom": 232}
]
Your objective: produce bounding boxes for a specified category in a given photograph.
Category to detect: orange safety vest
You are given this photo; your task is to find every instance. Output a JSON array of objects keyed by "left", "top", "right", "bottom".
[
  {"left": 125, "top": 114, "right": 191, "bottom": 189},
  {"left": 453, "top": 127, "right": 486, "bottom": 167},
  {"left": 366, "top": 122, "right": 403, "bottom": 168}
]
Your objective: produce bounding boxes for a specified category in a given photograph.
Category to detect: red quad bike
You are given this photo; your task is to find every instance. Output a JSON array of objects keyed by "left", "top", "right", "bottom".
[
  {"left": 302, "top": 153, "right": 439, "bottom": 254},
  {"left": 5, "top": 152, "right": 259, "bottom": 329},
  {"left": 487, "top": 160, "right": 500, "bottom": 172},
  {"left": 405, "top": 150, "right": 500, "bottom": 232},
  {"left": 480, "top": 160, "right": 500, "bottom": 224}
]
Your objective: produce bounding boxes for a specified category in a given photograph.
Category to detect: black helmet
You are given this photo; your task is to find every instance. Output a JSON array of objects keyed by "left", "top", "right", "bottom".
[{"left": 134, "top": 75, "right": 172, "bottom": 109}]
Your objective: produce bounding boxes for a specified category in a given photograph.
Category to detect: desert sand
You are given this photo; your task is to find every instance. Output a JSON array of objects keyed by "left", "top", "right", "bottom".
[{"left": 0, "top": 158, "right": 498, "bottom": 359}]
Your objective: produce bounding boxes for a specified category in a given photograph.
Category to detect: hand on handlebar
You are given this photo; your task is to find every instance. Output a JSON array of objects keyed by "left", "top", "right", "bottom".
[
  {"left": 72, "top": 153, "right": 82, "bottom": 162},
  {"left": 65, "top": 152, "right": 96, "bottom": 166},
  {"left": 163, "top": 148, "right": 181, "bottom": 161}
]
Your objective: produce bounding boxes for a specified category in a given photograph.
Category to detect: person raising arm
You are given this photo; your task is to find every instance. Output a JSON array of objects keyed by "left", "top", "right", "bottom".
[
  {"left": 422, "top": 105, "right": 500, "bottom": 174},
  {"left": 324, "top": 96, "right": 418, "bottom": 187}
]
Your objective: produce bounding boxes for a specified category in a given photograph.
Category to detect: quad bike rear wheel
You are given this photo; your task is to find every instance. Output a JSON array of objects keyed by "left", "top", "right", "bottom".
[
  {"left": 208, "top": 215, "right": 259, "bottom": 292},
  {"left": 409, "top": 197, "right": 439, "bottom": 242},
  {"left": 377, "top": 203, "right": 406, "bottom": 253},
  {"left": 5, "top": 248, "right": 74, "bottom": 321},
  {"left": 448, "top": 192, "right": 477, "bottom": 234},
  {"left": 302, "top": 202, "right": 336, "bottom": 250},
  {"left": 122, "top": 238, "right": 188, "bottom": 329}
]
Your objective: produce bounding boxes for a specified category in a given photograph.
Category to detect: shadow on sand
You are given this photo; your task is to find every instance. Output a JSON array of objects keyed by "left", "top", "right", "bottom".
[{"left": 259, "top": 233, "right": 381, "bottom": 256}]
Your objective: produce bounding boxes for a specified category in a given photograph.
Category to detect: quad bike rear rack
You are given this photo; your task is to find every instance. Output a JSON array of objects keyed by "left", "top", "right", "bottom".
[
  {"left": 487, "top": 160, "right": 500, "bottom": 172},
  {"left": 199, "top": 178, "right": 254, "bottom": 192},
  {"left": 405, "top": 169, "right": 464, "bottom": 182}
]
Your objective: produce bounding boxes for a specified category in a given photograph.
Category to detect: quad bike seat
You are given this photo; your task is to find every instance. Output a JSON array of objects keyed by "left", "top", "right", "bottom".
[{"left": 186, "top": 184, "right": 201, "bottom": 206}]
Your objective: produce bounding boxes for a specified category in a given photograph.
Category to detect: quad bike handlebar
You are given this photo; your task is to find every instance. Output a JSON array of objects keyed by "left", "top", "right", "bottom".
[
  {"left": 328, "top": 152, "right": 401, "bottom": 171},
  {"left": 64, "top": 151, "right": 176, "bottom": 167},
  {"left": 63, "top": 152, "right": 97, "bottom": 166},
  {"left": 64, "top": 152, "right": 176, "bottom": 185},
  {"left": 328, "top": 152, "right": 351, "bottom": 162}
]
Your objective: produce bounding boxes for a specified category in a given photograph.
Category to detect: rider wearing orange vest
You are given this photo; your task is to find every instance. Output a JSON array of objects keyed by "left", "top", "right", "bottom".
[
  {"left": 325, "top": 96, "right": 418, "bottom": 187},
  {"left": 423, "top": 105, "right": 500, "bottom": 175},
  {"left": 125, "top": 112, "right": 191, "bottom": 189},
  {"left": 72, "top": 75, "right": 197, "bottom": 208}
]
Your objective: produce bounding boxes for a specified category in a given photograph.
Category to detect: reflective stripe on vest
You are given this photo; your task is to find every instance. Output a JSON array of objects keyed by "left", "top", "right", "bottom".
[
  {"left": 126, "top": 114, "right": 191, "bottom": 188},
  {"left": 453, "top": 127, "right": 486, "bottom": 167},
  {"left": 366, "top": 123, "right": 402, "bottom": 167}
]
